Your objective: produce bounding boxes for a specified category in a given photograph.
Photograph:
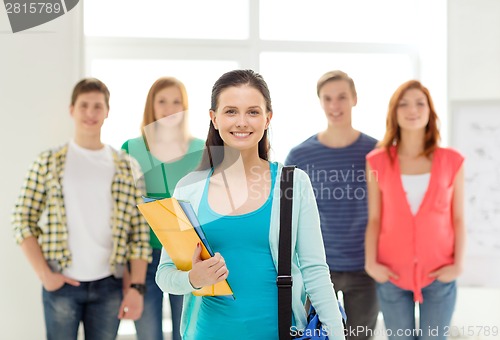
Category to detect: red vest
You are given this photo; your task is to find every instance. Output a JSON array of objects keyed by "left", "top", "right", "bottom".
[{"left": 367, "top": 147, "right": 464, "bottom": 302}]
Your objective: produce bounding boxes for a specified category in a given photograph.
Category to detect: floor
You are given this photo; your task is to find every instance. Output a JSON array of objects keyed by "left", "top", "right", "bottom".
[
  {"left": 115, "top": 320, "right": 482, "bottom": 340},
  {"left": 79, "top": 295, "right": 492, "bottom": 340},
  {"left": 114, "top": 315, "right": 481, "bottom": 340},
  {"left": 116, "top": 319, "right": 172, "bottom": 340}
]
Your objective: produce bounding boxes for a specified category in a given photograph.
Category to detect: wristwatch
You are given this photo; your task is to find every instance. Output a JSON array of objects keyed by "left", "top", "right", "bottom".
[{"left": 130, "top": 283, "right": 147, "bottom": 296}]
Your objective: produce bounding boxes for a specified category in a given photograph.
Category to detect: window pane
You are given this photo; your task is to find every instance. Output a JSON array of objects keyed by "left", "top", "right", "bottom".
[
  {"left": 90, "top": 59, "right": 239, "bottom": 149},
  {"left": 261, "top": 0, "right": 418, "bottom": 43},
  {"left": 260, "top": 52, "right": 414, "bottom": 162},
  {"left": 84, "top": 0, "right": 249, "bottom": 39}
]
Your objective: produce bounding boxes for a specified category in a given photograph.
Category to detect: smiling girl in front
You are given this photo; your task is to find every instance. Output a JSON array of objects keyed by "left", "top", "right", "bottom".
[
  {"left": 365, "top": 80, "right": 465, "bottom": 340},
  {"left": 156, "top": 70, "right": 345, "bottom": 339}
]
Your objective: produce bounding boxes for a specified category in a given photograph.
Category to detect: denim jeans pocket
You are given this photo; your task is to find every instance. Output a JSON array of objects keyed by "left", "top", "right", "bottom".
[
  {"left": 424, "top": 279, "right": 457, "bottom": 299},
  {"left": 376, "top": 281, "right": 406, "bottom": 303},
  {"left": 435, "top": 278, "right": 454, "bottom": 284},
  {"left": 101, "top": 275, "right": 123, "bottom": 294},
  {"left": 43, "top": 283, "right": 70, "bottom": 294}
]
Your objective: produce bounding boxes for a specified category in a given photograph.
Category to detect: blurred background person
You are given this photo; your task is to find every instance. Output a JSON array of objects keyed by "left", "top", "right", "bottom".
[
  {"left": 122, "top": 77, "right": 204, "bottom": 340},
  {"left": 365, "top": 80, "right": 465, "bottom": 340},
  {"left": 286, "top": 70, "right": 378, "bottom": 340}
]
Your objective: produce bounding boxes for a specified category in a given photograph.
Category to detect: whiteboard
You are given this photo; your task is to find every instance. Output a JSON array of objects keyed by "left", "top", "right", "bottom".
[{"left": 451, "top": 101, "right": 500, "bottom": 288}]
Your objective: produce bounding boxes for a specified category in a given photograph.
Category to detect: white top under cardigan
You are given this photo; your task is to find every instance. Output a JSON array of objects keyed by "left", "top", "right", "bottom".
[
  {"left": 155, "top": 163, "right": 345, "bottom": 340},
  {"left": 401, "top": 173, "right": 431, "bottom": 215}
]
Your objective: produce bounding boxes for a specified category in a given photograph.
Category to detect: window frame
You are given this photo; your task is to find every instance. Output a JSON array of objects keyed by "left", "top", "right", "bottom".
[{"left": 85, "top": 1, "right": 420, "bottom": 75}]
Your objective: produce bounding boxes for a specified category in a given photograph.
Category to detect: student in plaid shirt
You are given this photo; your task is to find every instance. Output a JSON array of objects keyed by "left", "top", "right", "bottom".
[{"left": 12, "top": 78, "right": 151, "bottom": 340}]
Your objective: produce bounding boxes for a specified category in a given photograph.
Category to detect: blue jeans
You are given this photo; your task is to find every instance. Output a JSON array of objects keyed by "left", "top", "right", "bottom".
[
  {"left": 134, "top": 248, "right": 183, "bottom": 340},
  {"left": 42, "top": 275, "right": 122, "bottom": 340},
  {"left": 377, "top": 280, "right": 457, "bottom": 340}
]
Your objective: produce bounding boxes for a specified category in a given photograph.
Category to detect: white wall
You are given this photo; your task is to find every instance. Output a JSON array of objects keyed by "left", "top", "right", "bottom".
[
  {"left": 418, "top": 0, "right": 449, "bottom": 143},
  {"left": 0, "top": 6, "right": 82, "bottom": 340},
  {"left": 448, "top": 0, "right": 500, "bottom": 335},
  {"left": 449, "top": 0, "right": 500, "bottom": 100},
  {"left": 1, "top": 1, "right": 499, "bottom": 339}
]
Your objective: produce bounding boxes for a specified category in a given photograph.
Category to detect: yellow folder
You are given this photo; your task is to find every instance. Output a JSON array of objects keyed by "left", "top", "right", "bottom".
[{"left": 137, "top": 197, "right": 234, "bottom": 297}]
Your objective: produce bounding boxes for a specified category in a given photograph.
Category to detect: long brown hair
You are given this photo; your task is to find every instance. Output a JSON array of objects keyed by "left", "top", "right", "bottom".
[
  {"left": 140, "top": 77, "right": 189, "bottom": 138},
  {"left": 379, "top": 80, "right": 441, "bottom": 161},
  {"left": 199, "top": 70, "right": 272, "bottom": 170}
]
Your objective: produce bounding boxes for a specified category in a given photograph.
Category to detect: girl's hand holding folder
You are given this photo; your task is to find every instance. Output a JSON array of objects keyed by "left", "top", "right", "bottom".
[{"left": 189, "top": 242, "right": 229, "bottom": 289}]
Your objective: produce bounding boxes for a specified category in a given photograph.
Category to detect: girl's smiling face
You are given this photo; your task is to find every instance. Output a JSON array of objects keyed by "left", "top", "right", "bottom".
[
  {"left": 396, "top": 88, "right": 430, "bottom": 131},
  {"left": 210, "top": 85, "right": 272, "bottom": 152}
]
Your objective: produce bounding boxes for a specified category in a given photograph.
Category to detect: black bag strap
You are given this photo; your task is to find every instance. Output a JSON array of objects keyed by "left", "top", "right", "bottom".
[{"left": 278, "top": 166, "right": 295, "bottom": 340}]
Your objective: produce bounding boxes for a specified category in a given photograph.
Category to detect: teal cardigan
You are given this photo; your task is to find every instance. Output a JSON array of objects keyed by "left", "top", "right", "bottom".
[{"left": 156, "top": 163, "right": 345, "bottom": 340}]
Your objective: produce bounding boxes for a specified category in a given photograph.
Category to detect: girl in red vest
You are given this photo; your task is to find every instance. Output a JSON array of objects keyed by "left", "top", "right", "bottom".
[{"left": 365, "top": 80, "right": 465, "bottom": 340}]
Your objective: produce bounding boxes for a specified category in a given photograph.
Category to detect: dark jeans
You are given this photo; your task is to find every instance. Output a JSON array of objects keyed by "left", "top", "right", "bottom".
[
  {"left": 134, "top": 248, "right": 183, "bottom": 340},
  {"left": 331, "top": 270, "right": 379, "bottom": 340},
  {"left": 42, "top": 275, "right": 122, "bottom": 340}
]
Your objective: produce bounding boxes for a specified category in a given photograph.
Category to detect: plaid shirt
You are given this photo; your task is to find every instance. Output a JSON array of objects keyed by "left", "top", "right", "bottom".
[{"left": 12, "top": 144, "right": 151, "bottom": 276}]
